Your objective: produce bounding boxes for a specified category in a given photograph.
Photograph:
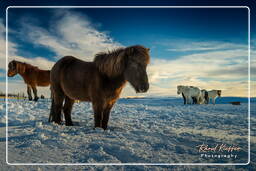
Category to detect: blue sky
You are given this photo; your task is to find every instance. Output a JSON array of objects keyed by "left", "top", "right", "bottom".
[
  {"left": 7, "top": 8, "right": 249, "bottom": 58},
  {"left": 1, "top": 7, "right": 254, "bottom": 97}
]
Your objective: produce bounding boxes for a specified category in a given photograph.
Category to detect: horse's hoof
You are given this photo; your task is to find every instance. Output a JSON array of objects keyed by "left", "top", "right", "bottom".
[
  {"left": 65, "top": 122, "right": 74, "bottom": 126},
  {"left": 29, "top": 98, "right": 33, "bottom": 101},
  {"left": 53, "top": 120, "right": 62, "bottom": 125},
  {"left": 34, "top": 98, "right": 39, "bottom": 102}
]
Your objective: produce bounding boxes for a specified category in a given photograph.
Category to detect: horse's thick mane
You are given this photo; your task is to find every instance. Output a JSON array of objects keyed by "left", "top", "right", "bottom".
[
  {"left": 94, "top": 47, "right": 125, "bottom": 78},
  {"left": 12, "top": 60, "right": 40, "bottom": 74},
  {"left": 25, "top": 63, "right": 39, "bottom": 70},
  {"left": 93, "top": 45, "right": 150, "bottom": 78},
  {"left": 16, "top": 61, "right": 39, "bottom": 70}
]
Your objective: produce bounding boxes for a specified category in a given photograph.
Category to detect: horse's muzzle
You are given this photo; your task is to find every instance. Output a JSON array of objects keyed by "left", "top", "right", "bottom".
[
  {"left": 137, "top": 83, "right": 149, "bottom": 93},
  {"left": 7, "top": 71, "right": 15, "bottom": 77}
]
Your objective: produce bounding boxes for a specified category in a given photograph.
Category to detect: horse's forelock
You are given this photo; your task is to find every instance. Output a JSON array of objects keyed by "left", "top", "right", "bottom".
[{"left": 125, "top": 45, "right": 150, "bottom": 64}]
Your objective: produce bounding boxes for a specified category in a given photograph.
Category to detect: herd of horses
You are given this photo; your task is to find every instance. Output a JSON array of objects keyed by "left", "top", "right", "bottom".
[
  {"left": 7, "top": 45, "right": 221, "bottom": 129},
  {"left": 177, "top": 85, "right": 221, "bottom": 105}
]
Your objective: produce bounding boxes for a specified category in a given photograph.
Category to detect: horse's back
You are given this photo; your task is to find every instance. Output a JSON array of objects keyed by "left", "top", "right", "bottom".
[
  {"left": 185, "top": 86, "right": 201, "bottom": 96},
  {"left": 51, "top": 56, "right": 96, "bottom": 101}
]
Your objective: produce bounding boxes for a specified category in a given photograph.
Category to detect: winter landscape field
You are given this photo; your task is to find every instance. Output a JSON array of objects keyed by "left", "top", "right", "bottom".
[{"left": 0, "top": 97, "right": 255, "bottom": 170}]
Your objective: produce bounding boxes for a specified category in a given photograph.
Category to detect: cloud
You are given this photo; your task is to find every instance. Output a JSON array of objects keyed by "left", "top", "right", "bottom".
[
  {"left": 147, "top": 41, "right": 255, "bottom": 97},
  {"left": 1, "top": 10, "right": 122, "bottom": 97},
  {"left": 0, "top": 20, "right": 55, "bottom": 71},
  {"left": 2, "top": 10, "right": 256, "bottom": 98},
  {"left": 9, "top": 56, "right": 54, "bottom": 70},
  {"left": 21, "top": 10, "right": 122, "bottom": 61},
  {"left": 166, "top": 40, "right": 247, "bottom": 52}
]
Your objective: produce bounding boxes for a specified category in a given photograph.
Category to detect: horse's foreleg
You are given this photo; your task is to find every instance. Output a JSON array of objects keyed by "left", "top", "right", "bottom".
[
  {"left": 196, "top": 97, "right": 200, "bottom": 104},
  {"left": 63, "top": 96, "right": 74, "bottom": 126},
  {"left": 182, "top": 93, "right": 186, "bottom": 104},
  {"left": 93, "top": 102, "right": 104, "bottom": 128},
  {"left": 185, "top": 96, "right": 190, "bottom": 104},
  {"left": 32, "top": 86, "right": 39, "bottom": 101},
  {"left": 102, "top": 103, "right": 114, "bottom": 130},
  {"left": 27, "top": 85, "right": 32, "bottom": 101},
  {"left": 192, "top": 97, "right": 197, "bottom": 104}
]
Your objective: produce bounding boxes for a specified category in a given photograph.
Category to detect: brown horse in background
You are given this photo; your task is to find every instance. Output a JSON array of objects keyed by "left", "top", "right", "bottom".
[
  {"left": 8, "top": 60, "right": 50, "bottom": 101},
  {"left": 49, "top": 45, "right": 150, "bottom": 129}
]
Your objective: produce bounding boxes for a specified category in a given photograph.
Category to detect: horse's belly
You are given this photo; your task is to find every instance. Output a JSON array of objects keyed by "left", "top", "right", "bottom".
[
  {"left": 61, "top": 82, "right": 91, "bottom": 101},
  {"left": 37, "top": 82, "right": 50, "bottom": 87}
]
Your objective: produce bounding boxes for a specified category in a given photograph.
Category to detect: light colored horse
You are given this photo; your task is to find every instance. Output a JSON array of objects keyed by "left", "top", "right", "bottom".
[
  {"left": 207, "top": 90, "right": 221, "bottom": 104},
  {"left": 177, "top": 85, "right": 201, "bottom": 104}
]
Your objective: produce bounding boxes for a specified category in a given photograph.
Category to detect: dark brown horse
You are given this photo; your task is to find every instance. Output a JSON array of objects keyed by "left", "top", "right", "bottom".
[
  {"left": 8, "top": 60, "right": 50, "bottom": 101},
  {"left": 49, "top": 45, "right": 150, "bottom": 129}
]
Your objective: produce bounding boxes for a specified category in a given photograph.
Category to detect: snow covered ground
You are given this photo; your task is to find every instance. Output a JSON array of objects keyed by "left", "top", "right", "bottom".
[{"left": 0, "top": 97, "right": 255, "bottom": 170}]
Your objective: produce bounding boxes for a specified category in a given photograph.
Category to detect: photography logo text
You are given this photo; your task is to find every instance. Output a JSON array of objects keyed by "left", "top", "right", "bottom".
[{"left": 196, "top": 143, "right": 241, "bottom": 159}]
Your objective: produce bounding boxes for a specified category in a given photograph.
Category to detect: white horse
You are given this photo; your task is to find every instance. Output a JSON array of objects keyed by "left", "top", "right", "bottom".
[
  {"left": 207, "top": 90, "right": 221, "bottom": 104},
  {"left": 177, "top": 85, "right": 201, "bottom": 104}
]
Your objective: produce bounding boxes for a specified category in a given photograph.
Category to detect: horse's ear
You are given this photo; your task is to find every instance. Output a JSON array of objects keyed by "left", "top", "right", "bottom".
[{"left": 16, "top": 63, "right": 25, "bottom": 74}]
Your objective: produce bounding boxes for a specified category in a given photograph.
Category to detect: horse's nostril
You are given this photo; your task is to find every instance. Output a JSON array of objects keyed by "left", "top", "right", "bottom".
[
  {"left": 145, "top": 83, "right": 149, "bottom": 91},
  {"left": 140, "top": 83, "right": 149, "bottom": 92}
]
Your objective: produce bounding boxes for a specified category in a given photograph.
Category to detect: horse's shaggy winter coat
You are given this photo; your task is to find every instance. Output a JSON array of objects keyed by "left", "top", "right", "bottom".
[{"left": 49, "top": 45, "right": 150, "bottom": 129}]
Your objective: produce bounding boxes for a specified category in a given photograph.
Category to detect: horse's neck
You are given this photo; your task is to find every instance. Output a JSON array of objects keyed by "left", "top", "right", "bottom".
[
  {"left": 18, "top": 66, "right": 29, "bottom": 81},
  {"left": 108, "top": 75, "right": 126, "bottom": 90}
]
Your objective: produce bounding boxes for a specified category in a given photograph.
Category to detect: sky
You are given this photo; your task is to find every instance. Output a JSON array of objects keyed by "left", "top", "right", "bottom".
[{"left": 1, "top": 7, "right": 255, "bottom": 97}]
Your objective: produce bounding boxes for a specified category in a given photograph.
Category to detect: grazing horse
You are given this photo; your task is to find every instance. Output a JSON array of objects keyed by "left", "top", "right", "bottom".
[
  {"left": 49, "top": 45, "right": 150, "bottom": 129},
  {"left": 8, "top": 60, "right": 50, "bottom": 101},
  {"left": 207, "top": 90, "right": 221, "bottom": 104}
]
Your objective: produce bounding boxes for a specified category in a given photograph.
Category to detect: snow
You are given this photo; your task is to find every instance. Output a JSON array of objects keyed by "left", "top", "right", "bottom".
[{"left": 0, "top": 97, "right": 255, "bottom": 170}]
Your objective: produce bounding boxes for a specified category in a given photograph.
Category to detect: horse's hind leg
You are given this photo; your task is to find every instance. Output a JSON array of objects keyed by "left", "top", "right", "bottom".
[
  {"left": 51, "top": 91, "right": 65, "bottom": 124},
  {"left": 27, "top": 85, "right": 32, "bottom": 101},
  {"left": 102, "top": 103, "right": 114, "bottom": 130},
  {"left": 32, "top": 86, "right": 39, "bottom": 101},
  {"left": 49, "top": 88, "right": 54, "bottom": 122},
  {"left": 63, "top": 96, "right": 74, "bottom": 126},
  {"left": 49, "top": 95, "right": 54, "bottom": 122},
  {"left": 92, "top": 102, "right": 104, "bottom": 128}
]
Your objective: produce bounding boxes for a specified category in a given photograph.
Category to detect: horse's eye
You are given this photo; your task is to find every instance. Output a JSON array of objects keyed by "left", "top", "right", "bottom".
[{"left": 9, "top": 62, "right": 16, "bottom": 69}]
